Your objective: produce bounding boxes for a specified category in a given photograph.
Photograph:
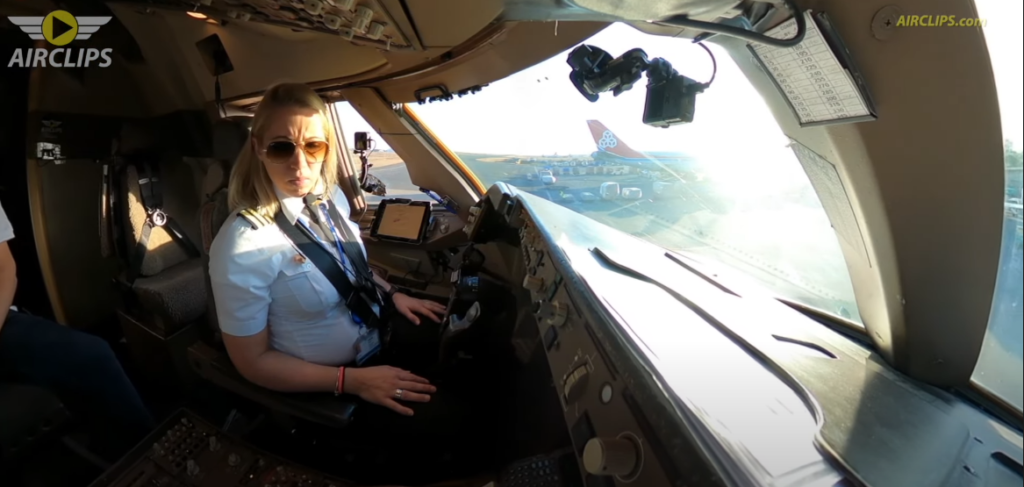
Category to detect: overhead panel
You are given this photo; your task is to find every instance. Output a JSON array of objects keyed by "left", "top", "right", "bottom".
[
  {"left": 110, "top": 2, "right": 392, "bottom": 102},
  {"left": 403, "top": 0, "right": 503, "bottom": 47},
  {"left": 110, "top": 0, "right": 416, "bottom": 49},
  {"left": 375, "top": 21, "right": 606, "bottom": 103},
  {"left": 500, "top": 0, "right": 744, "bottom": 21}
]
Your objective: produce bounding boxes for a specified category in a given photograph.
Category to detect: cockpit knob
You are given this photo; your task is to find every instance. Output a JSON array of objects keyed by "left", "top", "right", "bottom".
[
  {"left": 469, "top": 206, "right": 482, "bottom": 216},
  {"left": 583, "top": 437, "right": 639, "bottom": 477},
  {"left": 523, "top": 275, "right": 544, "bottom": 292},
  {"left": 186, "top": 459, "right": 200, "bottom": 477},
  {"left": 540, "top": 301, "right": 567, "bottom": 327},
  {"left": 228, "top": 453, "right": 241, "bottom": 467}
]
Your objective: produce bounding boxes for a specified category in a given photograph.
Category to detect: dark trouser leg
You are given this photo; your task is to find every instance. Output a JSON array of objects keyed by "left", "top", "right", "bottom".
[
  {"left": 380, "top": 312, "right": 443, "bottom": 374},
  {"left": 347, "top": 315, "right": 501, "bottom": 478},
  {"left": 0, "top": 311, "right": 154, "bottom": 455}
]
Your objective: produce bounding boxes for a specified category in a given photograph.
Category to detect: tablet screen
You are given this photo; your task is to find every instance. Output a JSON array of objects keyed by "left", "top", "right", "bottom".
[{"left": 376, "top": 203, "right": 428, "bottom": 240}]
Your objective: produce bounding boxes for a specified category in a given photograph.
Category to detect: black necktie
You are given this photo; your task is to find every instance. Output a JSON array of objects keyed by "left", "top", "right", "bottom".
[
  {"left": 299, "top": 205, "right": 330, "bottom": 243},
  {"left": 300, "top": 197, "right": 377, "bottom": 302}
]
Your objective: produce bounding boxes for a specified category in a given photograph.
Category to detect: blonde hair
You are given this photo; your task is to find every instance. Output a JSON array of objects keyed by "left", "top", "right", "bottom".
[{"left": 227, "top": 82, "right": 340, "bottom": 219}]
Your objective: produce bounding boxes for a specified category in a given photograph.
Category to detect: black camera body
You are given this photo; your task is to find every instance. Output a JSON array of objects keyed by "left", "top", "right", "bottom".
[
  {"left": 643, "top": 57, "right": 704, "bottom": 127},
  {"left": 567, "top": 44, "right": 705, "bottom": 127}
]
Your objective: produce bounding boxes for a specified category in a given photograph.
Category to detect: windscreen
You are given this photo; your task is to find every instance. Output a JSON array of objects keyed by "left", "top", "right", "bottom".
[
  {"left": 409, "top": 22, "right": 862, "bottom": 324},
  {"left": 970, "top": 0, "right": 1022, "bottom": 412}
]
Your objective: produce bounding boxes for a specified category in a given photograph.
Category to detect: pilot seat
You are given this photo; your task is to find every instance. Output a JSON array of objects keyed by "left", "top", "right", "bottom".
[
  {"left": 185, "top": 117, "right": 359, "bottom": 430},
  {"left": 107, "top": 122, "right": 206, "bottom": 335}
]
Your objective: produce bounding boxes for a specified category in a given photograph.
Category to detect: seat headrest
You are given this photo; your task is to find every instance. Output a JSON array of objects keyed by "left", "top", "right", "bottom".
[{"left": 212, "top": 117, "right": 250, "bottom": 163}]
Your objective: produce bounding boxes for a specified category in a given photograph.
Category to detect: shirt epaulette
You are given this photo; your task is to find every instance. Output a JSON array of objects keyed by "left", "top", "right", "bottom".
[{"left": 238, "top": 208, "right": 272, "bottom": 230}]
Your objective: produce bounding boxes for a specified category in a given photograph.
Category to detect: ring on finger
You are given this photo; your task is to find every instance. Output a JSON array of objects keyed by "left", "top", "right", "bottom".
[{"left": 394, "top": 388, "right": 403, "bottom": 400}]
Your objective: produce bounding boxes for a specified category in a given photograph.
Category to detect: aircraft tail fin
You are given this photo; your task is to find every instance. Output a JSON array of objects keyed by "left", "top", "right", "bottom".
[{"left": 587, "top": 120, "right": 645, "bottom": 159}]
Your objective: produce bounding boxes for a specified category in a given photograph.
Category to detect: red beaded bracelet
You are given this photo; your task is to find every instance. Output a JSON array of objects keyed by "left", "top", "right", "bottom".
[{"left": 334, "top": 366, "right": 345, "bottom": 396}]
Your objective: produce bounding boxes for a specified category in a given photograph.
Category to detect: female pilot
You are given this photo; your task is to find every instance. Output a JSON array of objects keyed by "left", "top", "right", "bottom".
[{"left": 208, "top": 84, "right": 497, "bottom": 464}]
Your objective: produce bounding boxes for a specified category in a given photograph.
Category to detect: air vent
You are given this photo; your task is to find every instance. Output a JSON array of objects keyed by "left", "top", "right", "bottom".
[{"left": 992, "top": 451, "right": 1023, "bottom": 477}]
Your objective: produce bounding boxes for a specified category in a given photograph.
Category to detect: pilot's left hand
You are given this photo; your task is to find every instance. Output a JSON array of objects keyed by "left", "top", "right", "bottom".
[{"left": 392, "top": 293, "right": 446, "bottom": 325}]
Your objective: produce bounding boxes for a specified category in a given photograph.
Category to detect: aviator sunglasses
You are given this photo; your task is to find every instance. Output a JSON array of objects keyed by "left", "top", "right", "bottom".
[{"left": 261, "top": 139, "right": 329, "bottom": 164}]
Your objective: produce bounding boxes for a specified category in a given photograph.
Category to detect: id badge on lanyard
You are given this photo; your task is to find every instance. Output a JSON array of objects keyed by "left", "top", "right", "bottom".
[{"left": 354, "top": 323, "right": 381, "bottom": 365}]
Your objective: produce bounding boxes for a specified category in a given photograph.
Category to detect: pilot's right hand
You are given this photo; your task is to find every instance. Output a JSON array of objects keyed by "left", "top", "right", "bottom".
[{"left": 345, "top": 366, "right": 436, "bottom": 416}]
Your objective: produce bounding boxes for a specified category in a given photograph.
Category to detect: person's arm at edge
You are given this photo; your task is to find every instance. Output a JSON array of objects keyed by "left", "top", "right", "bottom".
[
  {"left": 221, "top": 330, "right": 415, "bottom": 404},
  {"left": 0, "top": 242, "right": 16, "bottom": 333},
  {"left": 222, "top": 330, "right": 356, "bottom": 393}
]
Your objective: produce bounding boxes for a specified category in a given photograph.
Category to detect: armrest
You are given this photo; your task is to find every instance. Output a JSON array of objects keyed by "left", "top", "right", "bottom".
[{"left": 186, "top": 341, "right": 357, "bottom": 429}]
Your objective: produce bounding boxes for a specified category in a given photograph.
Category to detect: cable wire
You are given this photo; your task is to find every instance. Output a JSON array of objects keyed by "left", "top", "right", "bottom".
[
  {"left": 696, "top": 42, "right": 717, "bottom": 86},
  {"left": 661, "top": 0, "right": 806, "bottom": 48}
]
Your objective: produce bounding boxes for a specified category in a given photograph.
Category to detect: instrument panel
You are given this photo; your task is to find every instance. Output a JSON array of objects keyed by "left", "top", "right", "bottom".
[{"left": 516, "top": 214, "right": 674, "bottom": 487}]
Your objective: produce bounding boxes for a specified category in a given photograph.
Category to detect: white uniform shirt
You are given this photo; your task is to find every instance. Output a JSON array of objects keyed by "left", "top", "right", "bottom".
[
  {"left": 209, "top": 184, "right": 367, "bottom": 366},
  {"left": 1, "top": 201, "right": 16, "bottom": 312},
  {"left": 0, "top": 201, "right": 13, "bottom": 244}
]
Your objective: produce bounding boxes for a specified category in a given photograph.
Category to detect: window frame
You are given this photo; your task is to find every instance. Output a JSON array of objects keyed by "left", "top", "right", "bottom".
[
  {"left": 397, "top": 103, "right": 487, "bottom": 197},
  {"left": 329, "top": 100, "right": 485, "bottom": 208},
  {"left": 327, "top": 102, "right": 362, "bottom": 180},
  {"left": 326, "top": 101, "right": 368, "bottom": 216},
  {"left": 964, "top": 382, "right": 1023, "bottom": 430}
]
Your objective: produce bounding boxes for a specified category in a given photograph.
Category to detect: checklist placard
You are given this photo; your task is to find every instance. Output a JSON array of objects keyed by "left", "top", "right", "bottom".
[{"left": 750, "top": 10, "right": 877, "bottom": 126}]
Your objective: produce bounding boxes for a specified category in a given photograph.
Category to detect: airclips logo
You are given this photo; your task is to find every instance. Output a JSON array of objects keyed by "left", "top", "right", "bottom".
[{"left": 7, "top": 11, "right": 113, "bottom": 68}]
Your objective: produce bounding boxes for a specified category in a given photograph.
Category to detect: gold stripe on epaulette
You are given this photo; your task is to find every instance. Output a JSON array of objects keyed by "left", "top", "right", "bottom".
[{"left": 238, "top": 208, "right": 270, "bottom": 229}]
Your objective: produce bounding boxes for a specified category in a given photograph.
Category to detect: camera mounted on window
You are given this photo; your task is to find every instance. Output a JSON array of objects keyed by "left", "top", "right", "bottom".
[
  {"left": 567, "top": 44, "right": 708, "bottom": 127},
  {"left": 352, "top": 131, "right": 386, "bottom": 196}
]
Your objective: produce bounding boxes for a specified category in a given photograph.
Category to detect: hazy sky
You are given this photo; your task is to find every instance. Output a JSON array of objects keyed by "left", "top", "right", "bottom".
[
  {"left": 974, "top": 0, "right": 1023, "bottom": 149},
  {"left": 336, "top": 1, "right": 1021, "bottom": 157}
]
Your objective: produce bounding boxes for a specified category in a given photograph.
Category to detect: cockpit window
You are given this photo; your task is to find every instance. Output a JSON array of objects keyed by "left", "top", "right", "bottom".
[
  {"left": 332, "top": 101, "right": 433, "bottom": 203},
  {"left": 409, "top": 22, "right": 861, "bottom": 323},
  {"left": 971, "top": 0, "right": 1022, "bottom": 412}
]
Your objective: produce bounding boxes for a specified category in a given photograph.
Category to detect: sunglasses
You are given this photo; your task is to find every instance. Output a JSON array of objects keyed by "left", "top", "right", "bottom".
[{"left": 261, "top": 140, "right": 329, "bottom": 164}]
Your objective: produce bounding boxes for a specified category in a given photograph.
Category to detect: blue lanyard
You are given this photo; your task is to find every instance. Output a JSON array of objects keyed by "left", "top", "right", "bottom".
[
  {"left": 295, "top": 216, "right": 356, "bottom": 281},
  {"left": 303, "top": 199, "right": 379, "bottom": 326},
  {"left": 295, "top": 215, "right": 366, "bottom": 327}
]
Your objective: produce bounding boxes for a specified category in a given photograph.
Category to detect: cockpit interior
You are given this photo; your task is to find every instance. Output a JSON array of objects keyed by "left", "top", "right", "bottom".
[{"left": 0, "top": 0, "right": 1021, "bottom": 486}]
